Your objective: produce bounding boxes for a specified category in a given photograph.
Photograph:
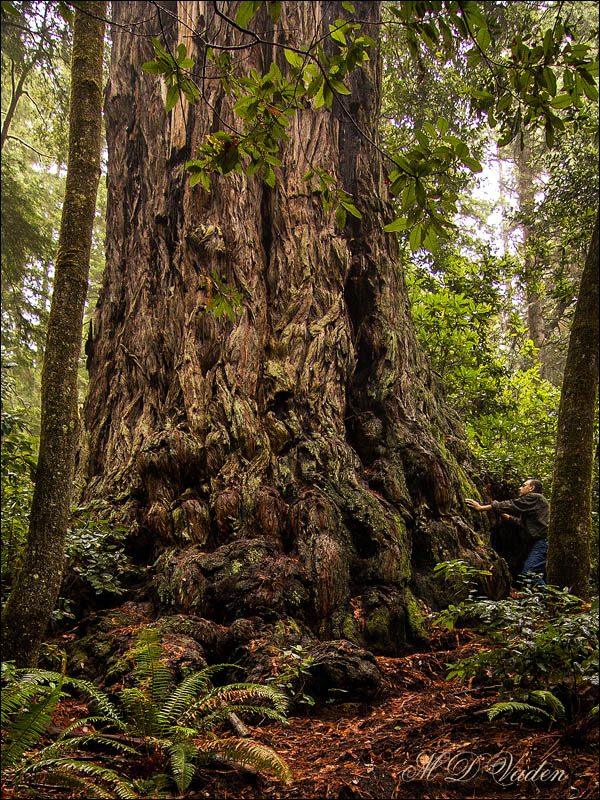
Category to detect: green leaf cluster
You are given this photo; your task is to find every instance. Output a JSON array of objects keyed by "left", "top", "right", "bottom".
[
  {"left": 63, "top": 512, "right": 134, "bottom": 598},
  {"left": 266, "top": 643, "right": 316, "bottom": 708},
  {"left": 303, "top": 167, "right": 362, "bottom": 229},
  {"left": 467, "top": 19, "right": 598, "bottom": 150},
  {"left": 466, "top": 367, "right": 560, "bottom": 487},
  {"left": 431, "top": 582, "right": 599, "bottom": 724},
  {"left": 142, "top": 38, "right": 198, "bottom": 112},
  {"left": 432, "top": 558, "right": 492, "bottom": 602},
  {"left": 184, "top": 58, "right": 298, "bottom": 191},
  {"left": 384, "top": 117, "right": 483, "bottom": 252},
  {"left": 205, "top": 270, "right": 243, "bottom": 323}
]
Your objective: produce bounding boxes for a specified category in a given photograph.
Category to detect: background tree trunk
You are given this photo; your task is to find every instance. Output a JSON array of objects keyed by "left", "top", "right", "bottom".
[
  {"left": 514, "top": 138, "right": 547, "bottom": 371},
  {"left": 547, "top": 218, "right": 599, "bottom": 597},
  {"left": 77, "top": 1, "right": 506, "bottom": 670},
  {"left": 2, "top": 1, "right": 106, "bottom": 666}
]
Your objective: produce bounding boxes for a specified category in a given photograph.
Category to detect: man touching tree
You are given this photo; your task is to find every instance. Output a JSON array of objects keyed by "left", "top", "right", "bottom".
[{"left": 466, "top": 479, "right": 550, "bottom": 586}]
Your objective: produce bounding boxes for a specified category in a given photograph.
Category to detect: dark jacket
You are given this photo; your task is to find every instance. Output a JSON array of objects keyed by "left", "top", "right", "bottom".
[{"left": 491, "top": 493, "right": 549, "bottom": 540}]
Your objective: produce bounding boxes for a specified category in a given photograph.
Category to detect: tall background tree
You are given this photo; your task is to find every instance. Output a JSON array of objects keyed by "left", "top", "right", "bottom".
[{"left": 2, "top": 0, "right": 107, "bottom": 666}]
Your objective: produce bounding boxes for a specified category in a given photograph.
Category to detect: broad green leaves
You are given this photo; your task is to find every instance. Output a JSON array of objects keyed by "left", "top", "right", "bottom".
[
  {"left": 384, "top": 118, "right": 482, "bottom": 252},
  {"left": 142, "top": 38, "right": 199, "bottom": 112},
  {"left": 465, "top": 21, "right": 598, "bottom": 150},
  {"left": 235, "top": 1, "right": 263, "bottom": 28},
  {"left": 303, "top": 168, "right": 362, "bottom": 228},
  {"left": 206, "top": 270, "right": 243, "bottom": 323}
]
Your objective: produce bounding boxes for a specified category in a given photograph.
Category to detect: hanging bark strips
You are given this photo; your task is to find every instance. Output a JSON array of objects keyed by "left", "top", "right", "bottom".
[{"left": 77, "top": 1, "right": 506, "bottom": 671}]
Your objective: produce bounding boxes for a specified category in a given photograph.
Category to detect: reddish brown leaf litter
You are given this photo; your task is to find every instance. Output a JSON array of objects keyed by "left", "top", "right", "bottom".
[
  {"left": 196, "top": 633, "right": 599, "bottom": 800},
  {"left": 3, "top": 631, "right": 598, "bottom": 799}
]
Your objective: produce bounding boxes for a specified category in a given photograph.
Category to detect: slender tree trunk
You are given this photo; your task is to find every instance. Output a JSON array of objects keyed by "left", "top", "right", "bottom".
[
  {"left": 0, "top": 5, "right": 52, "bottom": 152},
  {"left": 514, "top": 139, "right": 547, "bottom": 367},
  {"left": 76, "top": 1, "right": 505, "bottom": 665},
  {"left": 1, "top": 60, "right": 32, "bottom": 152},
  {"left": 547, "top": 218, "right": 599, "bottom": 597},
  {"left": 2, "top": 2, "right": 106, "bottom": 666}
]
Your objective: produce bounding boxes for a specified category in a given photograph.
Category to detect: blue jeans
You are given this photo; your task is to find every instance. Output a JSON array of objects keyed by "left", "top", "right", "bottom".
[{"left": 520, "top": 539, "right": 548, "bottom": 586}]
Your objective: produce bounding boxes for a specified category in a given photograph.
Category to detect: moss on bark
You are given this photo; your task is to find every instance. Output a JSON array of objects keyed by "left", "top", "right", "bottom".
[
  {"left": 547, "top": 219, "right": 599, "bottom": 597},
  {"left": 2, "top": 2, "right": 106, "bottom": 666},
  {"left": 71, "top": 1, "right": 510, "bottom": 677}
]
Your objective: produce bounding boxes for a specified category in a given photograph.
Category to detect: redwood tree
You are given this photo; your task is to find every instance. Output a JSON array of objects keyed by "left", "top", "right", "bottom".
[
  {"left": 76, "top": 1, "right": 503, "bottom": 673},
  {"left": 2, "top": 1, "right": 106, "bottom": 666}
]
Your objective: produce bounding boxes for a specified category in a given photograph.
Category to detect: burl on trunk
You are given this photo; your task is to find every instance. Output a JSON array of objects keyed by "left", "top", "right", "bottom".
[{"left": 75, "top": 1, "right": 506, "bottom": 695}]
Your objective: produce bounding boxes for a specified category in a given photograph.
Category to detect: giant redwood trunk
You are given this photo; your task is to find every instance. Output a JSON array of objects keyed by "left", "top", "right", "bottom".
[{"left": 77, "top": 1, "right": 505, "bottom": 682}]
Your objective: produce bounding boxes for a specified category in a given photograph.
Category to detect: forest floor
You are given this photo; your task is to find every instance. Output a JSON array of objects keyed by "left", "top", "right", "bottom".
[
  {"left": 193, "top": 630, "right": 599, "bottom": 800},
  {"left": 4, "top": 629, "right": 598, "bottom": 800}
]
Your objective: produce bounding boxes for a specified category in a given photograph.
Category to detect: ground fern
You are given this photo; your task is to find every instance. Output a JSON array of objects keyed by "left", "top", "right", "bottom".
[
  {"left": 1, "top": 662, "right": 137, "bottom": 799},
  {"left": 112, "top": 629, "right": 292, "bottom": 793}
]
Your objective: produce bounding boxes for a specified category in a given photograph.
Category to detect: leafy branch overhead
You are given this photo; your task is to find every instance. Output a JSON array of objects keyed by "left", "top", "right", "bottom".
[{"left": 141, "top": 0, "right": 597, "bottom": 256}]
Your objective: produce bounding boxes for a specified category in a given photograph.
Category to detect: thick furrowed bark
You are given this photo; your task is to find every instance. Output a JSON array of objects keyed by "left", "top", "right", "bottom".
[{"left": 77, "top": 1, "right": 506, "bottom": 668}]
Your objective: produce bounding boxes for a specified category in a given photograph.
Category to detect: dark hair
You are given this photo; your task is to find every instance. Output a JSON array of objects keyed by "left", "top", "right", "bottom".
[{"left": 526, "top": 478, "right": 543, "bottom": 493}]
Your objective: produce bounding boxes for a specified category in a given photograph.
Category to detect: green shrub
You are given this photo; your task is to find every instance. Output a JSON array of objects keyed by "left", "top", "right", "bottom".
[
  {"left": 430, "top": 572, "right": 599, "bottom": 724},
  {"left": 63, "top": 511, "right": 135, "bottom": 597}
]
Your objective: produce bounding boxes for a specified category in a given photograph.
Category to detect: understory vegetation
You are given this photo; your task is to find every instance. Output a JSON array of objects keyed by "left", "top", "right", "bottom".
[{"left": 431, "top": 560, "right": 599, "bottom": 725}]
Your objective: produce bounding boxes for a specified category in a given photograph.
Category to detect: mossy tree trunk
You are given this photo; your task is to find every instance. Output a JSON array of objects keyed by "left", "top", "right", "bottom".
[
  {"left": 2, "top": 2, "right": 106, "bottom": 666},
  {"left": 547, "top": 218, "right": 599, "bottom": 597},
  {"left": 77, "top": 1, "right": 505, "bottom": 662}
]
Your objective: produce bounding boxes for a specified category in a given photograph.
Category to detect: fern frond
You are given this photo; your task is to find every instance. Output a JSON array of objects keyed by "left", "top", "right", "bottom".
[
  {"left": 1, "top": 680, "right": 50, "bottom": 725},
  {"left": 129, "top": 630, "right": 173, "bottom": 708},
  {"left": 528, "top": 690, "right": 566, "bottom": 719},
  {"left": 83, "top": 734, "right": 139, "bottom": 756},
  {"left": 33, "top": 770, "right": 117, "bottom": 800},
  {"left": 62, "top": 676, "right": 123, "bottom": 724},
  {"left": 58, "top": 715, "right": 127, "bottom": 738},
  {"left": 5, "top": 667, "right": 64, "bottom": 687},
  {"left": 197, "top": 684, "right": 289, "bottom": 714},
  {"left": 157, "top": 670, "right": 213, "bottom": 728},
  {"left": 199, "top": 737, "right": 292, "bottom": 783},
  {"left": 1, "top": 680, "right": 64, "bottom": 768},
  {"left": 118, "top": 687, "right": 159, "bottom": 736},
  {"left": 168, "top": 739, "right": 198, "bottom": 794},
  {"left": 487, "top": 701, "right": 553, "bottom": 722},
  {"left": 160, "top": 725, "right": 197, "bottom": 740},
  {"left": 25, "top": 759, "right": 138, "bottom": 799},
  {"left": 215, "top": 683, "right": 290, "bottom": 712},
  {"left": 1, "top": 666, "right": 122, "bottom": 725}
]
